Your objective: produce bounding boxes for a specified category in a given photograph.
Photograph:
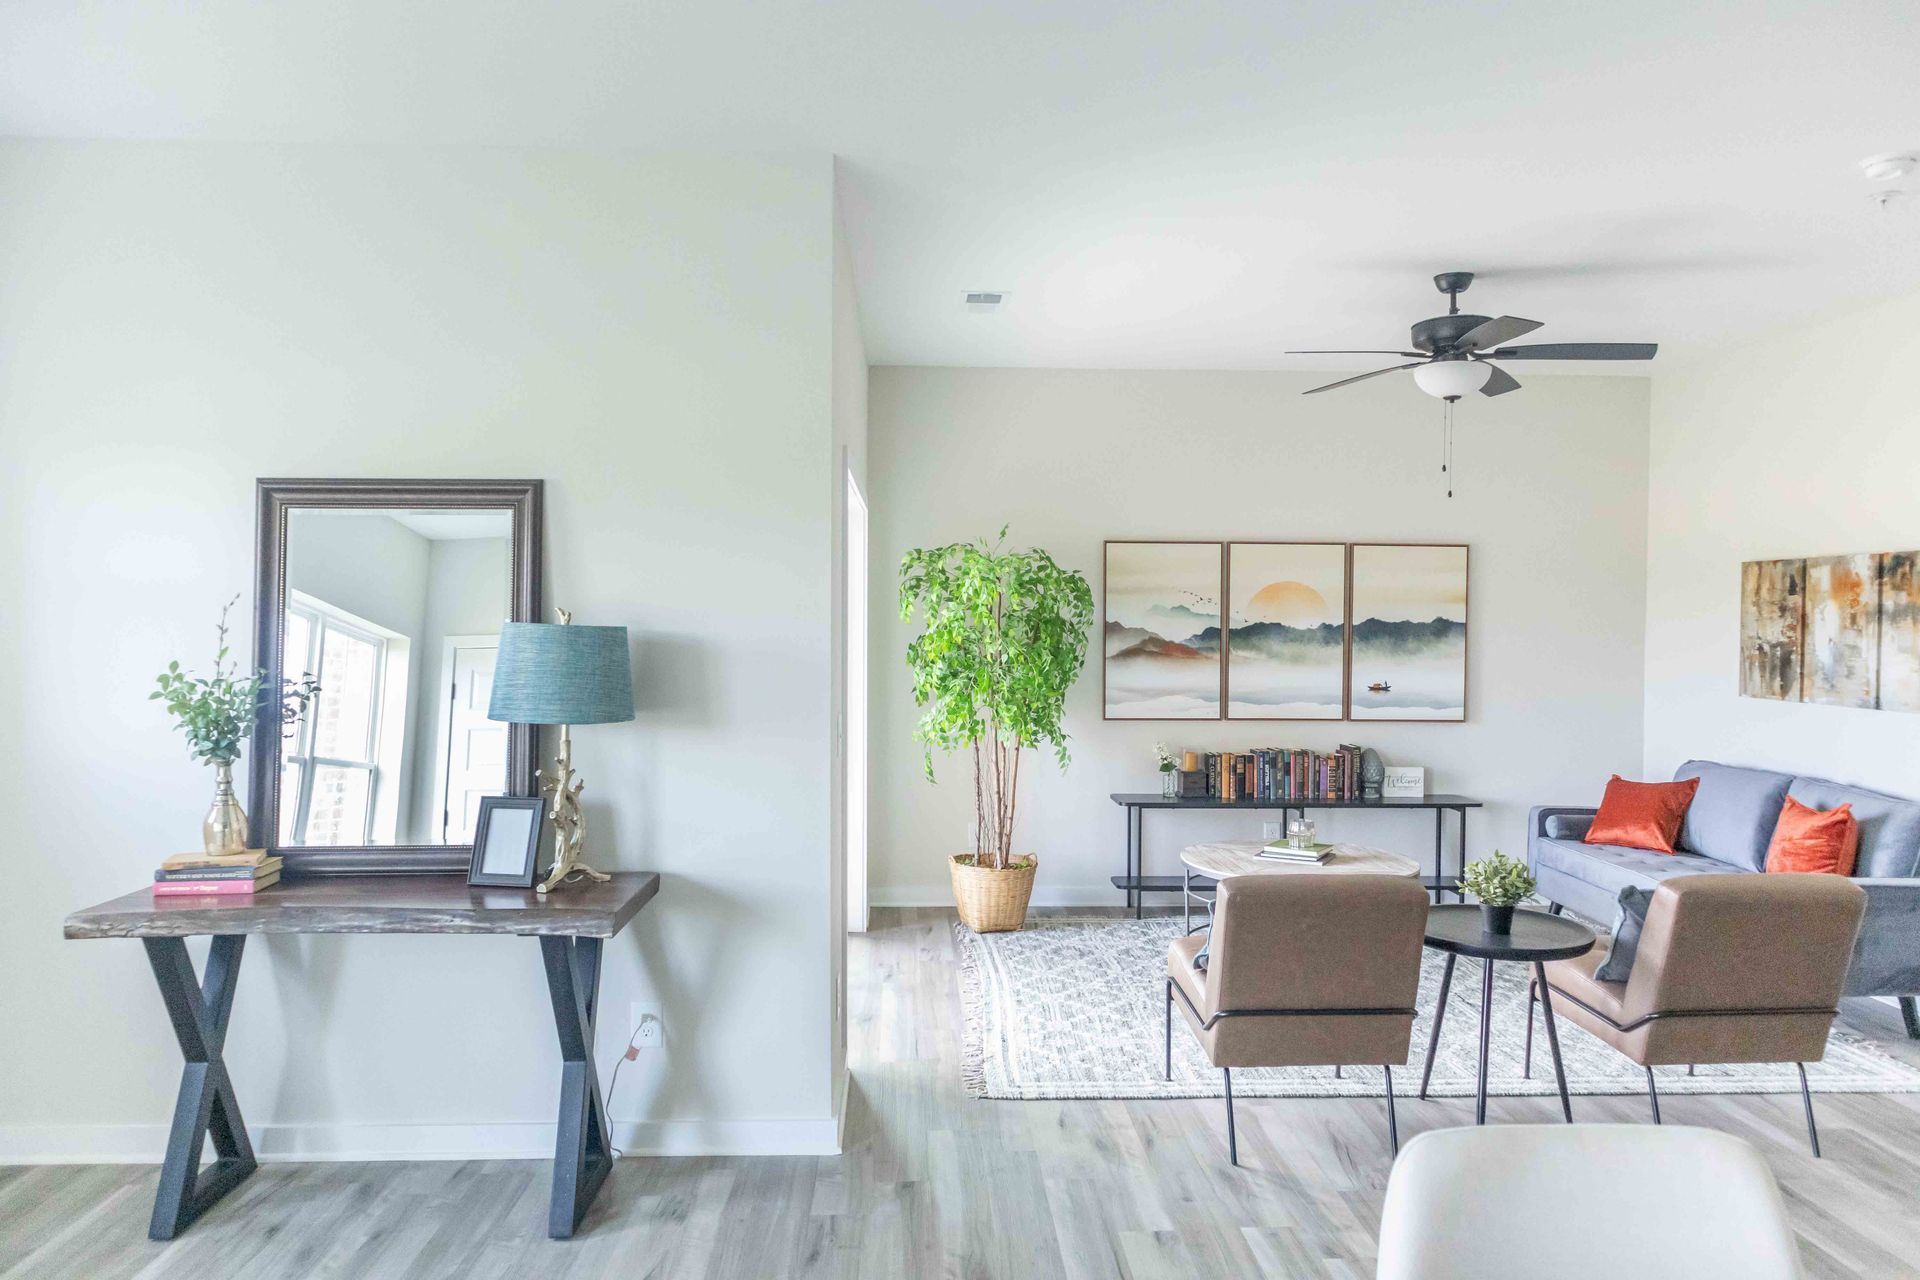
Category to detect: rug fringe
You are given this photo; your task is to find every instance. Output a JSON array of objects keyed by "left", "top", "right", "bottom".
[{"left": 952, "top": 918, "right": 990, "bottom": 1099}]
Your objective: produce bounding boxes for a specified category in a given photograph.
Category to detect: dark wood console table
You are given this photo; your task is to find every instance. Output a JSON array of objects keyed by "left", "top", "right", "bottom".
[
  {"left": 1109, "top": 793, "right": 1481, "bottom": 916},
  {"left": 64, "top": 872, "right": 659, "bottom": 1241}
]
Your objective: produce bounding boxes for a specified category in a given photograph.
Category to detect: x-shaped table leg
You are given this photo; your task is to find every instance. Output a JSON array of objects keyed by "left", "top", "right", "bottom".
[
  {"left": 143, "top": 935, "right": 256, "bottom": 1240},
  {"left": 540, "top": 935, "right": 613, "bottom": 1238}
]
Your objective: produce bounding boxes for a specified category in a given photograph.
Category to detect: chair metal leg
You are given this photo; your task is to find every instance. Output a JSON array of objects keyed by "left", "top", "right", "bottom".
[
  {"left": 1533, "top": 963, "right": 1574, "bottom": 1123},
  {"left": 1223, "top": 1068, "right": 1238, "bottom": 1166},
  {"left": 1419, "top": 952, "right": 1456, "bottom": 1100},
  {"left": 1164, "top": 980, "right": 1173, "bottom": 1081},
  {"left": 1645, "top": 1066, "right": 1662, "bottom": 1124},
  {"left": 1902, "top": 996, "right": 1920, "bottom": 1041},
  {"left": 1523, "top": 980, "right": 1536, "bottom": 1079},
  {"left": 1334, "top": 1064, "right": 1342, "bottom": 1080},
  {"left": 1797, "top": 1063, "right": 1821, "bottom": 1158},
  {"left": 1383, "top": 1064, "right": 1399, "bottom": 1155},
  {"left": 1687, "top": 1064, "right": 1696, "bottom": 1076}
]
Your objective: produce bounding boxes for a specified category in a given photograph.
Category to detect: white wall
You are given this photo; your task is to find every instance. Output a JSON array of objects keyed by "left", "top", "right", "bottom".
[
  {"left": 0, "top": 142, "right": 843, "bottom": 1159},
  {"left": 869, "top": 367, "right": 1652, "bottom": 904},
  {"left": 827, "top": 189, "right": 869, "bottom": 1123},
  {"left": 1644, "top": 288, "right": 1920, "bottom": 794}
]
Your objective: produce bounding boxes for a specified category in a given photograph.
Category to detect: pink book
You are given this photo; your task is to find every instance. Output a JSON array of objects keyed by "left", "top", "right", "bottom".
[{"left": 153, "top": 880, "right": 261, "bottom": 896}]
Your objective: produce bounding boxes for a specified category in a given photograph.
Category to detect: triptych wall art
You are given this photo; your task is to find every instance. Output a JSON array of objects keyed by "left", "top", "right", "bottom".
[
  {"left": 1103, "top": 541, "right": 1469, "bottom": 722},
  {"left": 1739, "top": 550, "right": 1920, "bottom": 712}
]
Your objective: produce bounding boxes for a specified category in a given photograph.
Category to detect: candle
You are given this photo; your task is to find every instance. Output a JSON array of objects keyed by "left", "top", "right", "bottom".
[{"left": 1182, "top": 751, "right": 1199, "bottom": 772}]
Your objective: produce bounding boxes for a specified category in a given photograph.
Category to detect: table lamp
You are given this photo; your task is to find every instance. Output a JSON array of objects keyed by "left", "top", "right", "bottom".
[{"left": 488, "top": 608, "right": 635, "bottom": 894}]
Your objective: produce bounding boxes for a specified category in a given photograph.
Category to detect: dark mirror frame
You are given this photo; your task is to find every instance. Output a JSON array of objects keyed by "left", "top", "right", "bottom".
[{"left": 249, "top": 478, "right": 544, "bottom": 876}]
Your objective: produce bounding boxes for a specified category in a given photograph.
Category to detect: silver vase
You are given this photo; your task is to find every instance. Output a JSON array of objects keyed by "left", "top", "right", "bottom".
[{"left": 203, "top": 761, "right": 250, "bottom": 855}]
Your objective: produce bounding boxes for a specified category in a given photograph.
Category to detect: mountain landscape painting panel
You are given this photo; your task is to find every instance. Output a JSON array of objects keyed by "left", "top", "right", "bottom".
[
  {"left": 1226, "top": 542, "right": 1347, "bottom": 719},
  {"left": 1104, "top": 541, "right": 1223, "bottom": 719},
  {"left": 1348, "top": 544, "right": 1468, "bottom": 721}
]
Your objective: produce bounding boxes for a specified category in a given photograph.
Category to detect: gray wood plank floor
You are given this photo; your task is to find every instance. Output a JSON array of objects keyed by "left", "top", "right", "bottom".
[{"left": 7, "top": 906, "right": 1920, "bottom": 1278}]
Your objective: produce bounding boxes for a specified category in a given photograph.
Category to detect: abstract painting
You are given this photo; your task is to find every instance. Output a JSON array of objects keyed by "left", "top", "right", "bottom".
[
  {"left": 1804, "top": 553, "right": 1878, "bottom": 708},
  {"left": 1103, "top": 541, "right": 1223, "bottom": 719},
  {"left": 1879, "top": 551, "right": 1920, "bottom": 713},
  {"left": 1739, "top": 558, "right": 1804, "bottom": 701},
  {"left": 1348, "top": 544, "right": 1468, "bottom": 721},
  {"left": 1225, "top": 542, "right": 1346, "bottom": 719}
]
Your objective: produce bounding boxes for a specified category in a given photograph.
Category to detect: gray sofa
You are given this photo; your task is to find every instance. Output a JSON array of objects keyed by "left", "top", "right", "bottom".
[{"left": 1530, "top": 759, "right": 1920, "bottom": 1036}]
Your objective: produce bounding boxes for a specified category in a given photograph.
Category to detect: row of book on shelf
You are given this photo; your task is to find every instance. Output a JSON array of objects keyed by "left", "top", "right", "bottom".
[
  {"left": 1182, "top": 745, "right": 1370, "bottom": 803},
  {"left": 152, "top": 849, "right": 281, "bottom": 896}
]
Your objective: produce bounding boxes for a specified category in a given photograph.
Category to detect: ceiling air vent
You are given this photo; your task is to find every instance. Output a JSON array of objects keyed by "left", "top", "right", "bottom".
[{"left": 964, "top": 291, "right": 1007, "bottom": 307}]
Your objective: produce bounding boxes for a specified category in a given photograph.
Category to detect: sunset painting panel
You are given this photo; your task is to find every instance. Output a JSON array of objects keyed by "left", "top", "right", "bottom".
[
  {"left": 1804, "top": 553, "right": 1878, "bottom": 708},
  {"left": 1103, "top": 542, "right": 1223, "bottom": 719},
  {"left": 1739, "top": 558, "right": 1804, "bottom": 701},
  {"left": 1225, "top": 542, "right": 1346, "bottom": 719},
  {"left": 1348, "top": 544, "right": 1468, "bottom": 721}
]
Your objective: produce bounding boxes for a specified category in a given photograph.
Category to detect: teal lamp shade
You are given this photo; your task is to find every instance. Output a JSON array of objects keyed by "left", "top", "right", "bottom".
[{"left": 488, "top": 623, "right": 635, "bottom": 726}]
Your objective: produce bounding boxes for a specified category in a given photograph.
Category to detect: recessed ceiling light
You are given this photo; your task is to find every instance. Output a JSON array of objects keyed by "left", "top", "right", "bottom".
[
  {"left": 964, "top": 291, "right": 1008, "bottom": 308},
  {"left": 1860, "top": 152, "right": 1917, "bottom": 183}
]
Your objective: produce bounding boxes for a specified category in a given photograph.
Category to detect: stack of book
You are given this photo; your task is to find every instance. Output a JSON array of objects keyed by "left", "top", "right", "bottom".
[
  {"left": 1180, "top": 745, "right": 1371, "bottom": 803},
  {"left": 1257, "top": 839, "right": 1333, "bottom": 865},
  {"left": 153, "top": 850, "right": 282, "bottom": 896}
]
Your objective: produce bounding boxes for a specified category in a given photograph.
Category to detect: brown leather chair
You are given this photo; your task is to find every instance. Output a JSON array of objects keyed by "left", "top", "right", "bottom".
[
  {"left": 1528, "top": 873, "right": 1867, "bottom": 1155},
  {"left": 1165, "top": 873, "right": 1429, "bottom": 1164}
]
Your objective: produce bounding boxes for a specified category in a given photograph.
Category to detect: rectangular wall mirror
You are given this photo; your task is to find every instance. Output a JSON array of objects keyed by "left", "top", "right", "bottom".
[{"left": 250, "top": 479, "right": 543, "bottom": 874}]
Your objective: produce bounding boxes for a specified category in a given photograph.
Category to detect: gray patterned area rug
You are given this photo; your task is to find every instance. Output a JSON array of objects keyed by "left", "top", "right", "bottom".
[{"left": 955, "top": 916, "right": 1920, "bottom": 1101}]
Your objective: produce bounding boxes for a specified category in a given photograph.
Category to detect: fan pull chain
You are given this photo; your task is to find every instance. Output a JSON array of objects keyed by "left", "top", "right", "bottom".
[{"left": 1441, "top": 399, "right": 1455, "bottom": 498}]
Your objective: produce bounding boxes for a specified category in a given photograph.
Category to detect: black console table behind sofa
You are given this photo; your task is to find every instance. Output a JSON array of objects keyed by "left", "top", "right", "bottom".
[{"left": 1109, "top": 792, "right": 1482, "bottom": 916}]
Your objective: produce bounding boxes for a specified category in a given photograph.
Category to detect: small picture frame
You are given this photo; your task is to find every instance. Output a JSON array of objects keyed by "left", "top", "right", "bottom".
[{"left": 467, "top": 796, "right": 545, "bottom": 889}]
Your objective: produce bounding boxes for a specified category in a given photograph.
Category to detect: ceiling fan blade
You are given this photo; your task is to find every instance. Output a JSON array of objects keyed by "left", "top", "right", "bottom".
[
  {"left": 1302, "top": 362, "right": 1424, "bottom": 395},
  {"left": 1455, "top": 315, "right": 1544, "bottom": 350},
  {"left": 1479, "top": 363, "right": 1521, "bottom": 396},
  {"left": 1488, "top": 342, "right": 1658, "bottom": 361},
  {"left": 1287, "top": 349, "right": 1424, "bottom": 357}
]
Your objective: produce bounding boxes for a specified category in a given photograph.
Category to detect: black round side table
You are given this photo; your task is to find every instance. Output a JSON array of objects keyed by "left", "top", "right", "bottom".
[{"left": 1419, "top": 905, "right": 1596, "bottom": 1125}]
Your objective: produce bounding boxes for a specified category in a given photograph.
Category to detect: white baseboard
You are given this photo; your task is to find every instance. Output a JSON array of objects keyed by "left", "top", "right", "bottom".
[
  {"left": 870, "top": 884, "right": 1122, "bottom": 909},
  {"left": 0, "top": 1115, "right": 844, "bottom": 1165}
]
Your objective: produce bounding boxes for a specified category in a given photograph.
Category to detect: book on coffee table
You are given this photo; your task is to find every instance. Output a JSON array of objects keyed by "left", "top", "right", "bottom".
[{"left": 1257, "top": 840, "right": 1334, "bottom": 864}]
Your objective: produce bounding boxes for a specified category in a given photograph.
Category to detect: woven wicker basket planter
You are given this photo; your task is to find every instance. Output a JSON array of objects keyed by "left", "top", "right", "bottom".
[{"left": 950, "top": 854, "right": 1037, "bottom": 933}]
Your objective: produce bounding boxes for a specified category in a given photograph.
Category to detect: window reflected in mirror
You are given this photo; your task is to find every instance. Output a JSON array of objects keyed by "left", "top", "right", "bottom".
[{"left": 279, "top": 507, "right": 514, "bottom": 846}]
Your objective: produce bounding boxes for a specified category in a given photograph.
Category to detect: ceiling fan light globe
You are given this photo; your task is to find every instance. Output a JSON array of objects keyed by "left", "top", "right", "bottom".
[{"left": 1412, "top": 360, "right": 1493, "bottom": 399}]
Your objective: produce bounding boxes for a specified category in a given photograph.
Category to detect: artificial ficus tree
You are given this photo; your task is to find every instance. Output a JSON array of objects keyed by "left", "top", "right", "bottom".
[{"left": 899, "top": 529, "right": 1094, "bottom": 870}]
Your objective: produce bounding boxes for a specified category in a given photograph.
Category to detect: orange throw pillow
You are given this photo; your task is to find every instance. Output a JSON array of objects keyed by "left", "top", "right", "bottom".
[
  {"left": 1764, "top": 796, "right": 1858, "bottom": 875},
  {"left": 1584, "top": 775, "right": 1700, "bottom": 855}
]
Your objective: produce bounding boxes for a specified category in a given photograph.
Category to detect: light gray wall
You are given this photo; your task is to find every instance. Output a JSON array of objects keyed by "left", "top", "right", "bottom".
[
  {"left": 0, "top": 142, "right": 841, "bottom": 1158},
  {"left": 1644, "top": 287, "right": 1920, "bottom": 794},
  {"left": 869, "top": 367, "right": 1652, "bottom": 904}
]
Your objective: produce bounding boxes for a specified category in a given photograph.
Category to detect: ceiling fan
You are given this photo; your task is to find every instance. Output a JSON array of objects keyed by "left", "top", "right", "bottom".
[{"left": 1289, "top": 271, "right": 1657, "bottom": 399}]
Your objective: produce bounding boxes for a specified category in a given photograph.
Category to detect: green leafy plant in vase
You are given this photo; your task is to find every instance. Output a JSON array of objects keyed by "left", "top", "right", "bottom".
[
  {"left": 900, "top": 528, "right": 1093, "bottom": 933},
  {"left": 1458, "top": 850, "right": 1536, "bottom": 935},
  {"left": 153, "top": 595, "right": 319, "bottom": 856}
]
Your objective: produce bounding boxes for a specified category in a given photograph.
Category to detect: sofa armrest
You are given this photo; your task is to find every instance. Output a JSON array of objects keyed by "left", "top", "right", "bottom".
[
  {"left": 1529, "top": 806, "right": 1598, "bottom": 866},
  {"left": 1844, "top": 878, "right": 1920, "bottom": 998}
]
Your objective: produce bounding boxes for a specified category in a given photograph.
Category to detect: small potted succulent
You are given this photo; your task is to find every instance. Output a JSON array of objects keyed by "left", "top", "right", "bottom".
[{"left": 1458, "top": 851, "right": 1535, "bottom": 935}]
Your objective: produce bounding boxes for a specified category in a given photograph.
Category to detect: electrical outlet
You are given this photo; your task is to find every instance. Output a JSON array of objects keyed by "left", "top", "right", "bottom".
[
  {"left": 627, "top": 1005, "right": 663, "bottom": 1058},
  {"left": 1262, "top": 821, "right": 1282, "bottom": 840}
]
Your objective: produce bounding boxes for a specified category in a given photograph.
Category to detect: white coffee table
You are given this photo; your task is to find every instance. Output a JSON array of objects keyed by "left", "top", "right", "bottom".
[{"left": 1178, "top": 840, "right": 1422, "bottom": 934}]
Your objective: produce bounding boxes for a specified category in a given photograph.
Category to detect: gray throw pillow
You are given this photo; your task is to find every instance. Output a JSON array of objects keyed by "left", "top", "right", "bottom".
[{"left": 1595, "top": 886, "right": 1653, "bottom": 983}]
